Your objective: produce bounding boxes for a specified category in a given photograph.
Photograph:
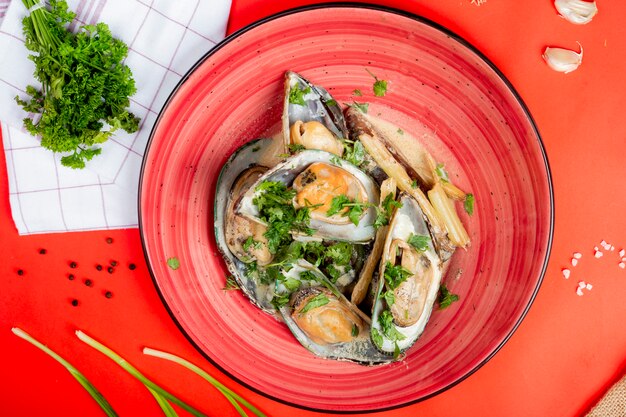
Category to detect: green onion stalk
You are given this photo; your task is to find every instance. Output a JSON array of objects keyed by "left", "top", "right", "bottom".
[{"left": 12, "top": 327, "right": 118, "bottom": 417}]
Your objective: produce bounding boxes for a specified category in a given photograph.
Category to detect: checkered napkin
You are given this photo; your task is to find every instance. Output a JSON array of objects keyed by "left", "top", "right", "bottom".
[{"left": 0, "top": 0, "right": 231, "bottom": 234}]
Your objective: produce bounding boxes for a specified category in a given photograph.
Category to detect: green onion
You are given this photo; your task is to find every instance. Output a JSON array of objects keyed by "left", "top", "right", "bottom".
[
  {"left": 12, "top": 327, "right": 118, "bottom": 417},
  {"left": 143, "top": 347, "right": 268, "bottom": 417},
  {"left": 75, "top": 330, "right": 206, "bottom": 417},
  {"left": 148, "top": 387, "right": 179, "bottom": 417}
]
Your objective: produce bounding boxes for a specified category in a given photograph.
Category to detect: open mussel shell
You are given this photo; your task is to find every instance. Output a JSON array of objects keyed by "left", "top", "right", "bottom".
[
  {"left": 282, "top": 71, "right": 348, "bottom": 153},
  {"left": 214, "top": 138, "right": 282, "bottom": 315},
  {"left": 238, "top": 150, "right": 380, "bottom": 243},
  {"left": 371, "top": 193, "right": 443, "bottom": 354},
  {"left": 278, "top": 260, "right": 393, "bottom": 365}
]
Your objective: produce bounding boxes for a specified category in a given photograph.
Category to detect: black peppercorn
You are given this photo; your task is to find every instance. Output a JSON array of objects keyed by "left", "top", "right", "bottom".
[
  {"left": 107, "top": 267, "right": 114, "bottom": 274},
  {"left": 96, "top": 264, "right": 103, "bottom": 271},
  {"left": 110, "top": 260, "right": 118, "bottom": 267},
  {"left": 105, "top": 291, "right": 113, "bottom": 298},
  {"left": 39, "top": 248, "right": 47, "bottom": 255},
  {"left": 85, "top": 279, "right": 93, "bottom": 287},
  {"left": 71, "top": 299, "right": 79, "bottom": 307},
  {"left": 68, "top": 274, "right": 75, "bottom": 281},
  {"left": 106, "top": 237, "right": 113, "bottom": 244},
  {"left": 70, "top": 261, "right": 77, "bottom": 268},
  {"left": 129, "top": 263, "right": 136, "bottom": 270},
  {"left": 17, "top": 269, "right": 24, "bottom": 276}
]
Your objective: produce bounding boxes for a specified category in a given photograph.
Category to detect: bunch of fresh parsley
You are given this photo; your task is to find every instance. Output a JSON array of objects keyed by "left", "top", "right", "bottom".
[{"left": 16, "top": 0, "right": 140, "bottom": 169}]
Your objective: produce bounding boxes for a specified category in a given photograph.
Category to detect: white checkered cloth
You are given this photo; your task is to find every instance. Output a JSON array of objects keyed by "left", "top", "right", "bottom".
[{"left": 0, "top": 0, "right": 231, "bottom": 234}]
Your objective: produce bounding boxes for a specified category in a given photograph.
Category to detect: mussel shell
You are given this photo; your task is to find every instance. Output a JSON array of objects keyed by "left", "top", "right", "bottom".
[
  {"left": 214, "top": 138, "right": 282, "bottom": 314},
  {"left": 238, "top": 150, "right": 380, "bottom": 243},
  {"left": 371, "top": 193, "right": 443, "bottom": 354}
]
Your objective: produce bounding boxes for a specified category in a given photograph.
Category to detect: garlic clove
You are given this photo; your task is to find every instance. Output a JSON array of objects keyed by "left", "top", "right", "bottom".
[
  {"left": 554, "top": 0, "right": 598, "bottom": 25},
  {"left": 542, "top": 43, "right": 583, "bottom": 73}
]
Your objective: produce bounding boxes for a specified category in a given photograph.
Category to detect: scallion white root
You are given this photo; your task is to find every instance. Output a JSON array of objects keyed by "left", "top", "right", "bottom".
[
  {"left": 75, "top": 330, "right": 207, "bottom": 417},
  {"left": 428, "top": 183, "right": 471, "bottom": 248},
  {"left": 142, "top": 347, "right": 267, "bottom": 417},
  {"left": 12, "top": 327, "right": 118, "bottom": 417}
]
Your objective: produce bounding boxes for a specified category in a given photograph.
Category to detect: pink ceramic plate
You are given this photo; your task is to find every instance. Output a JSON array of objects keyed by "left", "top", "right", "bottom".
[{"left": 139, "top": 4, "right": 553, "bottom": 412}]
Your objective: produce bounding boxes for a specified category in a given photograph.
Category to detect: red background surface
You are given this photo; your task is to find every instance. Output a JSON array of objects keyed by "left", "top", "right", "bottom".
[{"left": 1, "top": 1, "right": 625, "bottom": 416}]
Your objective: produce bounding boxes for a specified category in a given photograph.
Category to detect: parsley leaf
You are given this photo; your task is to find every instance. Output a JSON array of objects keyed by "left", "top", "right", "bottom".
[
  {"left": 352, "top": 89, "right": 363, "bottom": 96},
  {"left": 366, "top": 68, "right": 388, "bottom": 97},
  {"left": 382, "top": 290, "right": 395, "bottom": 307},
  {"left": 326, "top": 195, "right": 372, "bottom": 226},
  {"left": 271, "top": 293, "right": 291, "bottom": 309},
  {"left": 223, "top": 275, "right": 240, "bottom": 291},
  {"left": 166, "top": 257, "right": 180, "bottom": 270},
  {"left": 343, "top": 140, "right": 366, "bottom": 167},
  {"left": 435, "top": 163, "right": 450, "bottom": 183},
  {"left": 242, "top": 236, "right": 261, "bottom": 251},
  {"left": 464, "top": 193, "right": 475, "bottom": 216},
  {"left": 282, "top": 278, "right": 301, "bottom": 292},
  {"left": 325, "top": 242, "right": 353, "bottom": 265},
  {"left": 438, "top": 283, "right": 460, "bottom": 309},
  {"left": 253, "top": 181, "right": 313, "bottom": 253},
  {"left": 380, "top": 310, "right": 405, "bottom": 341},
  {"left": 374, "top": 193, "right": 402, "bottom": 229},
  {"left": 346, "top": 101, "right": 369, "bottom": 113},
  {"left": 16, "top": 0, "right": 140, "bottom": 169},
  {"left": 299, "top": 293, "right": 329, "bottom": 315},
  {"left": 288, "top": 84, "right": 311, "bottom": 105},
  {"left": 288, "top": 143, "right": 306, "bottom": 154},
  {"left": 384, "top": 262, "right": 412, "bottom": 290},
  {"left": 411, "top": 179, "right": 419, "bottom": 189},
  {"left": 407, "top": 234, "right": 431, "bottom": 252}
]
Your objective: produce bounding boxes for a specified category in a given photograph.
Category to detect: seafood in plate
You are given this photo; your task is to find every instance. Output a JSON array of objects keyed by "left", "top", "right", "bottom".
[{"left": 214, "top": 71, "right": 472, "bottom": 364}]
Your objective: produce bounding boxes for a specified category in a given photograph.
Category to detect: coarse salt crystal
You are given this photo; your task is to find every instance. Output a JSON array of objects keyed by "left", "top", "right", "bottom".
[
  {"left": 595, "top": 251, "right": 603, "bottom": 258},
  {"left": 576, "top": 288, "right": 584, "bottom": 296},
  {"left": 619, "top": 249, "right": 625, "bottom": 257},
  {"left": 601, "top": 240, "right": 607, "bottom": 247},
  {"left": 610, "top": 246, "right": 615, "bottom": 251},
  {"left": 619, "top": 262, "right": 625, "bottom": 269},
  {"left": 571, "top": 258, "right": 579, "bottom": 266},
  {"left": 586, "top": 283, "right": 593, "bottom": 290},
  {"left": 578, "top": 281, "right": 586, "bottom": 288},
  {"left": 562, "top": 269, "right": 571, "bottom": 279},
  {"left": 573, "top": 252, "right": 582, "bottom": 259}
]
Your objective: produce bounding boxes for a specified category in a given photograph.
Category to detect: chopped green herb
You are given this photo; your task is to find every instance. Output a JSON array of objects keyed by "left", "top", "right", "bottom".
[
  {"left": 299, "top": 293, "right": 330, "bottom": 315},
  {"left": 435, "top": 163, "right": 450, "bottom": 183},
  {"left": 411, "top": 179, "right": 419, "bottom": 189},
  {"left": 166, "top": 257, "right": 180, "bottom": 270},
  {"left": 384, "top": 262, "right": 413, "bottom": 290},
  {"left": 383, "top": 290, "right": 395, "bottom": 307},
  {"left": 288, "top": 143, "right": 306, "bottom": 154},
  {"left": 288, "top": 84, "right": 311, "bottom": 105},
  {"left": 380, "top": 310, "right": 406, "bottom": 341},
  {"left": 371, "top": 327, "right": 383, "bottom": 348},
  {"left": 393, "top": 342, "right": 401, "bottom": 359},
  {"left": 352, "top": 89, "right": 363, "bottom": 96},
  {"left": 374, "top": 193, "right": 402, "bottom": 229},
  {"left": 325, "top": 242, "right": 353, "bottom": 265},
  {"left": 351, "top": 101, "right": 369, "bottom": 113},
  {"left": 343, "top": 140, "right": 366, "bottom": 167},
  {"left": 351, "top": 324, "right": 360, "bottom": 337},
  {"left": 282, "top": 278, "right": 301, "bottom": 292},
  {"left": 438, "top": 284, "right": 459, "bottom": 309},
  {"left": 251, "top": 145, "right": 261, "bottom": 152},
  {"left": 253, "top": 180, "right": 313, "bottom": 253},
  {"left": 330, "top": 155, "right": 343, "bottom": 166},
  {"left": 242, "top": 236, "right": 262, "bottom": 252},
  {"left": 16, "top": 0, "right": 140, "bottom": 169},
  {"left": 223, "top": 276, "right": 240, "bottom": 291},
  {"left": 464, "top": 193, "right": 475, "bottom": 216},
  {"left": 299, "top": 270, "right": 318, "bottom": 282},
  {"left": 271, "top": 293, "right": 291, "bottom": 309},
  {"left": 326, "top": 195, "right": 372, "bottom": 226},
  {"left": 326, "top": 99, "right": 338, "bottom": 107},
  {"left": 366, "top": 69, "right": 388, "bottom": 97},
  {"left": 407, "top": 234, "right": 431, "bottom": 252},
  {"left": 397, "top": 128, "right": 404, "bottom": 135}
]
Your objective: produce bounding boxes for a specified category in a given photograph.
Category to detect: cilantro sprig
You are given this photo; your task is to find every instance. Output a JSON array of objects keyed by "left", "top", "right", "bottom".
[
  {"left": 383, "top": 261, "right": 413, "bottom": 290},
  {"left": 288, "top": 84, "right": 311, "bottom": 105},
  {"left": 438, "top": 284, "right": 460, "bottom": 309},
  {"left": 366, "top": 69, "right": 388, "bottom": 97},
  {"left": 407, "top": 234, "right": 431, "bottom": 252},
  {"left": 374, "top": 193, "right": 402, "bottom": 229},
  {"left": 16, "top": 0, "right": 140, "bottom": 169}
]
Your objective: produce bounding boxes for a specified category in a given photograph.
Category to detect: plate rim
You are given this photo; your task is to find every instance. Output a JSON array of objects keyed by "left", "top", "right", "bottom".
[{"left": 138, "top": 2, "right": 555, "bottom": 413}]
